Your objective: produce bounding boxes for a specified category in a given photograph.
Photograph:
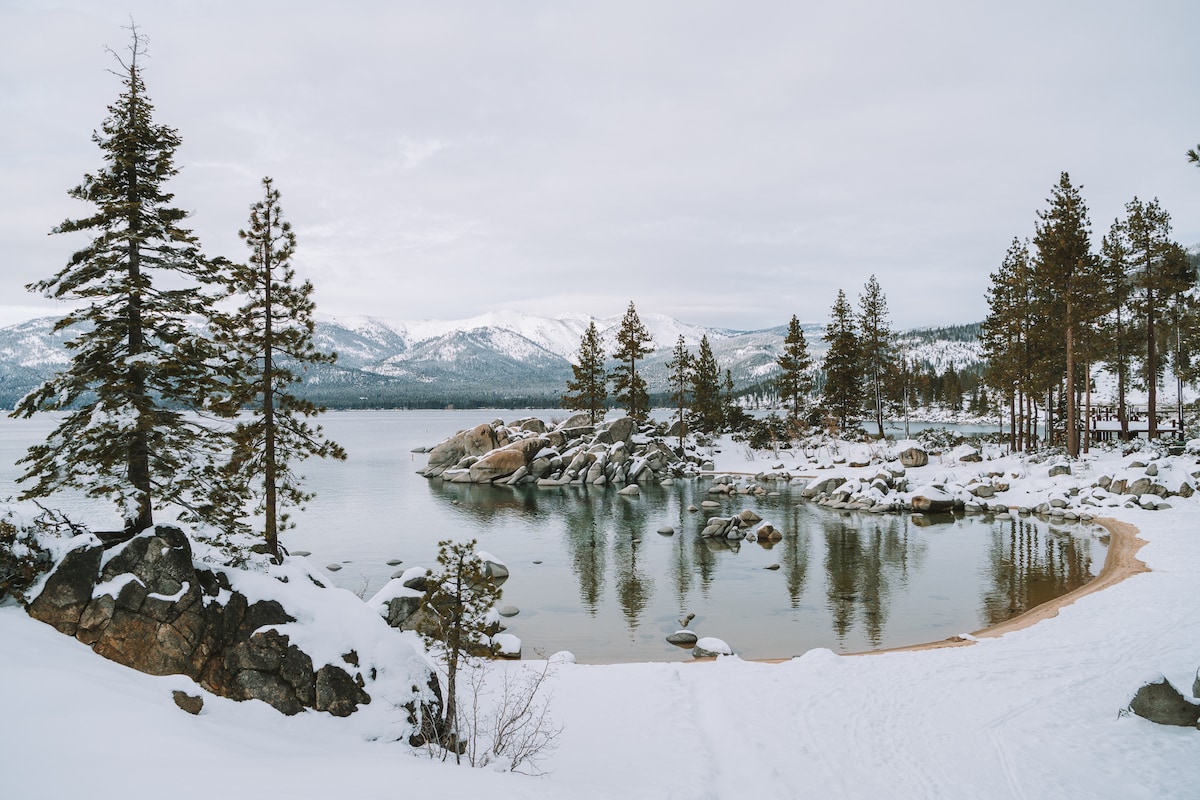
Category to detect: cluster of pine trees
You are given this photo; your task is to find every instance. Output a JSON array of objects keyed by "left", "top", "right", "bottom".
[
  {"left": 981, "top": 171, "right": 1200, "bottom": 455},
  {"left": 10, "top": 27, "right": 342, "bottom": 561},
  {"left": 560, "top": 302, "right": 745, "bottom": 436},
  {"left": 781, "top": 276, "right": 901, "bottom": 439}
]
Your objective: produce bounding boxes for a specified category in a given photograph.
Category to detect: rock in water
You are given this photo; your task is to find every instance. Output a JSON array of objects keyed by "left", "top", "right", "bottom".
[
  {"left": 666, "top": 631, "right": 698, "bottom": 647},
  {"left": 1129, "top": 676, "right": 1200, "bottom": 727},
  {"left": 692, "top": 637, "right": 733, "bottom": 658}
]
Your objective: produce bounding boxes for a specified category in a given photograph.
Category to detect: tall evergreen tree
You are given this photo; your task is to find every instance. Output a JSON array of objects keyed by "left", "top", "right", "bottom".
[
  {"left": 776, "top": 315, "right": 812, "bottom": 422},
  {"left": 1099, "top": 221, "right": 1136, "bottom": 439},
  {"left": 1120, "top": 197, "right": 1190, "bottom": 439},
  {"left": 689, "top": 334, "right": 722, "bottom": 434},
  {"left": 210, "top": 177, "right": 345, "bottom": 561},
  {"left": 610, "top": 302, "right": 654, "bottom": 422},
  {"left": 857, "top": 275, "right": 894, "bottom": 438},
  {"left": 820, "top": 290, "right": 861, "bottom": 431},
  {"left": 665, "top": 335, "right": 692, "bottom": 446},
  {"left": 1031, "top": 173, "right": 1096, "bottom": 457},
  {"left": 561, "top": 321, "right": 608, "bottom": 424},
  {"left": 10, "top": 26, "right": 224, "bottom": 535},
  {"left": 985, "top": 239, "right": 1041, "bottom": 450}
]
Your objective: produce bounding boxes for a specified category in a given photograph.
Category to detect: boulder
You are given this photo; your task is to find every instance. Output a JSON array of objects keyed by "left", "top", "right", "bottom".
[
  {"left": 692, "top": 637, "right": 733, "bottom": 658},
  {"left": 463, "top": 423, "right": 500, "bottom": 456},
  {"left": 911, "top": 488, "right": 957, "bottom": 513},
  {"left": 26, "top": 538, "right": 104, "bottom": 636},
  {"left": 899, "top": 448, "right": 928, "bottom": 468},
  {"left": 1048, "top": 463, "right": 1072, "bottom": 477},
  {"left": 603, "top": 416, "right": 638, "bottom": 444},
  {"left": 666, "top": 630, "right": 698, "bottom": 646},
  {"left": 315, "top": 663, "right": 370, "bottom": 717},
  {"left": 555, "top": 413, "right": 594, "bottom": 430},
  {"left": 1129, "top": 676, "right": 1200, "bottom": 727},
  {"left": 512, "top": 417, "right": 548, "bottom": 434},
  {"left": 755, "top": 524, "right": 783, "bottom": 541},
  {"left": 1126, "top": 477, "right": 1152, "bottom": 496},
  {"left": 172, "top": 690, "right": 204, "bottom": 715}
]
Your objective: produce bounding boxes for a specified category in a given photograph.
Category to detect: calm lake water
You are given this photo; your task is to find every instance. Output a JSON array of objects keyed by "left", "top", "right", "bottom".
[{"left": 0, "top": 409, "right": 1107, "bottom": 663}]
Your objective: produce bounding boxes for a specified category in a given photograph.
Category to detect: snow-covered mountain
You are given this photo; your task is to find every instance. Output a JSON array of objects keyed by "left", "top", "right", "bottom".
[{"left": 0, "top": 311, "right": 985, "bottom": 408}]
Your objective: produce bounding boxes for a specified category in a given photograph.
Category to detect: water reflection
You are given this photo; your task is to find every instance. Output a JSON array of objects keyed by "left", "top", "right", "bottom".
[
  {"left": 979, "top": 517, "right": 1099, "bottom": 626},
  {"left": 421, "top": 478, "right": 1105, "bottom": 661}
]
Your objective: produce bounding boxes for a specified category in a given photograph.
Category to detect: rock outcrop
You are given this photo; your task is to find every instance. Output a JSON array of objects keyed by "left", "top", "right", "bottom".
[
  {"left": 27, "top": 526, "right": 440, "bottom": 731},
  {"left": 420, "top": 415, "right": 710, "bottom": 486}
]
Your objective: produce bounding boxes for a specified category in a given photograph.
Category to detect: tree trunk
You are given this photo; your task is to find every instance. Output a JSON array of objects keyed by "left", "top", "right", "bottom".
[
  {"left": 1148, "top": 285, "right": 1158, "bottom": 439},
  {"left": 125, "top": 78, "right": 152, "bottom": 535},
  {"left": 1066, "top": 317, "right": 1078, "bottom": 457},
  {"left": 1084, "top": 360, "right": 1092, "bottom": 454}
]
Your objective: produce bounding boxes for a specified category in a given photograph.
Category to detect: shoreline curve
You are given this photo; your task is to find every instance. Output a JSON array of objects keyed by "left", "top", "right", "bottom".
[
  {"left": 755, "top": 517, "right": 1150, "bottom": 664},
  {"left": 859, "top": 516, "right": 1148, "bottom": 656}
]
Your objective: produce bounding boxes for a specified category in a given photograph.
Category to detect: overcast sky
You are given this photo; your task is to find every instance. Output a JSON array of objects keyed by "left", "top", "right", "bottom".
[{"left": 3, "top": 0, "right": 1199, "bottom": 332}]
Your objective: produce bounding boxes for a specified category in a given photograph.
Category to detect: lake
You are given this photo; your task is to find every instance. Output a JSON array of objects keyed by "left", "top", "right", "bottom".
[{"left": 0, "top": 409, "right": 1106, "bottom": 663}]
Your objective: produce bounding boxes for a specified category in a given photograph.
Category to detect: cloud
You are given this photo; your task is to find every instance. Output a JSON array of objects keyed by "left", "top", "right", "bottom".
[{"left": 1, "top": 0, "right": 1199, "bottom": 334}]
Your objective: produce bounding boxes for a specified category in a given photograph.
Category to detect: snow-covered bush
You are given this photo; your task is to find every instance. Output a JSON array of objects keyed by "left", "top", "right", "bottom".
[{"left": 914, "top": 426, "right": 964, "bottom": 452}]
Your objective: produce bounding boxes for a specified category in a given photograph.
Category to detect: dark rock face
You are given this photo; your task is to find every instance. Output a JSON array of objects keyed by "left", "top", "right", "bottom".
[
  {"left": 25, "top": 526, "right": 419, "bottom": 720},
  {"left": 1129, "top": 677, "right": 1200, "bottom": 727},
  {"left": 26, "top": 539, "right": 104, "bottom": 636}
]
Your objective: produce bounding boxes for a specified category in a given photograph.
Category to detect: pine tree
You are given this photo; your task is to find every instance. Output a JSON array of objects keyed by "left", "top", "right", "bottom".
[
  {"left": 210, "top": 177, "right": 346, "bottom": 561},
  {"left": 775, "top": 315, "right": 812, "bottom": 422},
  {"left": 1120, "top": 197, "right": 1190, "bottom": 439},
  {"left": 10, "top": 26, "right": 224, "bottom": 535},
  {"left": 857, "top": 275, "right": 894, "bottom": 438},
  {"left": 1099, "top": 221, "right": 1136, "bottom": 439},
  {"left": 689, "top": 334, "right": 722, "bottom": 434},
  {"left": 821, "top": 290, "right": 861, "bottom": 431},
  {"left": 665, "top": 335, "right": 692, "bottom": 446},
  {"left": 561, "top": 321, "right": 608, "bottom": 424},
  {"left": 1031, "top": 173, "right": 1096, "bottom": 457},
  {"left": 421, "top": 538, "right": 503, "bottom": 758},
  {"left": 981, "top": 239, "right": 1037, "bottom": 450},
  {"left": 610, "top": 302, "right": 654, "bottom": 422}
]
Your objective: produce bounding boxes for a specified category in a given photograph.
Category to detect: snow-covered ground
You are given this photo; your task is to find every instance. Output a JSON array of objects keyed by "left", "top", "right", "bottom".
[{"left": 4, "top": 439, "right": 1200, "bottom": 799}]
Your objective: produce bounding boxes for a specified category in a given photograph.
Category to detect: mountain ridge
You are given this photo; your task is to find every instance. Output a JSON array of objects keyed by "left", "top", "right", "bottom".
[{"left": 0, "top": 311, "right": 984, "bottom": 409}]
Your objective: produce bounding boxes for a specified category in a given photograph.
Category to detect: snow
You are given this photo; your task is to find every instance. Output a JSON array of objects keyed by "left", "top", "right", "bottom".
[{"left": 4, "top": 443, "right": 1200, "bottom": 798}]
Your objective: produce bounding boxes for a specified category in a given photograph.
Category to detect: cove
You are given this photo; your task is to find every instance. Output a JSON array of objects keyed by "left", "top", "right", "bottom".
[{"left": 0, "top": 409, "right": 1107, "bottom": 663}]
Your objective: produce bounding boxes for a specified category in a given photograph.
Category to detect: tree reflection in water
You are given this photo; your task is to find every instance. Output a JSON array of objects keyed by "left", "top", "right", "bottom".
[
  {"left": 821, "top": 513, "right": 928, "bottom": 647},
  {"left": 559, "top": 490, "right": 608, "bottom": 614},
  {"left": 422, "top": 478, "right": 1104, "bottom": 659},
  {"left": 612, "top": 492, "right": 654, "bottom": 628},
  {"left": 776, "top": 503, "right": 811, "bottom": 609},
  {"left": 979, "top": 517, "right": 1098, "bottom": 626}
]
